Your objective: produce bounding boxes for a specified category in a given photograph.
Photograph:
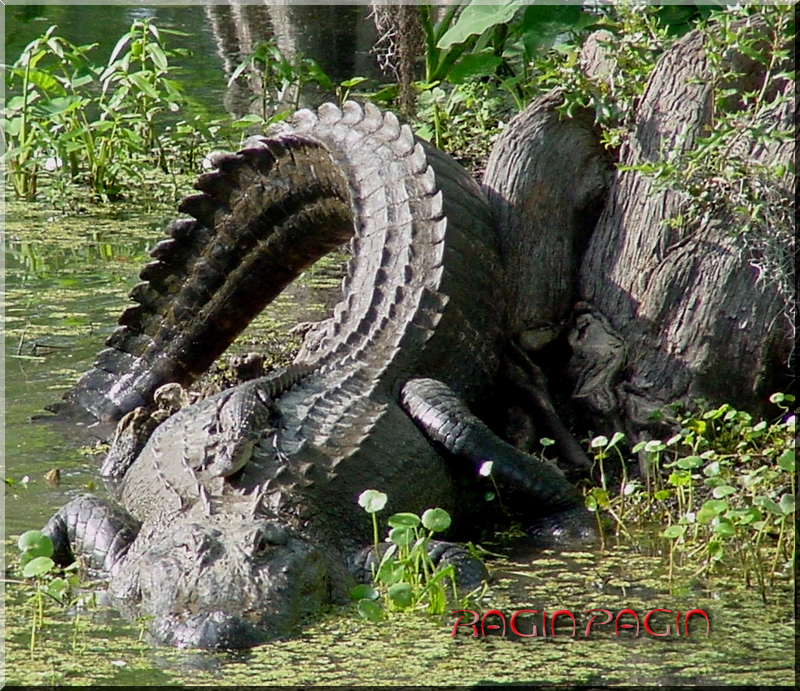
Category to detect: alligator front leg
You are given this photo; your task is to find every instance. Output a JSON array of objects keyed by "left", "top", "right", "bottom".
[
  {"left": 41, "top": 495, "right": 141, "bottom": 578},
  {"left": 349, "top": 540, "right": 488, "bottom": 591},
  {"left": 400, "top": 378, "right": 595, "bottom": 544}
]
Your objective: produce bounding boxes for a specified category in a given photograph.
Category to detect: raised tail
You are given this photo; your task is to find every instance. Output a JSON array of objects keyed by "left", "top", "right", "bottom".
[{"left": 59, "top": 131, "right": 355, "bottom": 421}]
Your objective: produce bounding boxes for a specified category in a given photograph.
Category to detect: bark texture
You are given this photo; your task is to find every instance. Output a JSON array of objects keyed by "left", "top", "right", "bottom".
[
  {"left": 574, "top": 19, "right": 795, "bottom": 437},
  {"left": 482, "top": 91, "right": 613, "bottom": 350}
]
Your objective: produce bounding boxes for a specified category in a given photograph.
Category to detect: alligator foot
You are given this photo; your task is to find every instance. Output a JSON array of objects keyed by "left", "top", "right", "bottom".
[
  {"left": 506, "top": 340, "right": 593, "bottom": 474},
  {"left": 41, "top": 494, "right": 141, "bottom": 578},
  {"left": 400, "top": 377, "right": 595, "bottom": 545},
  {"left": 349, "top": 540, "right": 488, "bottom": 591}
]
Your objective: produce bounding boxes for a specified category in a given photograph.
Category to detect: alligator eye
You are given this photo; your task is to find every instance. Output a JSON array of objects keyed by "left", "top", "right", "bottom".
[{"left": 253, "top": 534, "right": 272, "bottom": 557}]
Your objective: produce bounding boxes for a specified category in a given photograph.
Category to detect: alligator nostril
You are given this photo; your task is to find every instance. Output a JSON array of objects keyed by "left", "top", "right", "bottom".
[{"left": 173, "top": 612, "right": 269, "bottom": 650}]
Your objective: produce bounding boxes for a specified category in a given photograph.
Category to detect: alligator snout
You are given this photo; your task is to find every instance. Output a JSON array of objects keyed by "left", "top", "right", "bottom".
[
  {"left": 111, "top": 516, "right": 331, "bottom": 649},
  {"left": 166, "top": 610, "right": 272, "bottom": 649}
]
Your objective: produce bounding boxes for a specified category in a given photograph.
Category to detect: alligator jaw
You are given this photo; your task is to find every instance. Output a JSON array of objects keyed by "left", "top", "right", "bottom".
[{"left": 111, "top": 513, "right": 334, "bottom": 650}]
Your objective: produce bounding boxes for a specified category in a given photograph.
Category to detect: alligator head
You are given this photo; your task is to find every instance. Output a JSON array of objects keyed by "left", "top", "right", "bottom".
[{"left": 110, "top": 512, "right": 336, "bottom": 649}]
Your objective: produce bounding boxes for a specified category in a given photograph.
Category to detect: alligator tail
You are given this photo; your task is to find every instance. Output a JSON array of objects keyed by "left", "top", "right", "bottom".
[{"left": 58, "top": 128, "right": 356, "bottom": 421}]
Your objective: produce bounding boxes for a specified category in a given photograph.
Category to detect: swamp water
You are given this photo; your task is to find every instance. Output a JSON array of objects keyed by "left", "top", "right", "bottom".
[
  {"left": 3, "top": 3, "right": 795, "bottom": 686},
  {"left": 2, "top": 203, "right": 795, "bottom": 687}
]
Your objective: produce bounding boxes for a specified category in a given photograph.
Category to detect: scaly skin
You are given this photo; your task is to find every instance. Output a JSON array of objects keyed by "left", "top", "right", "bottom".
[{"left": 44, "top": 102, "right": 592, "bottom": 649}]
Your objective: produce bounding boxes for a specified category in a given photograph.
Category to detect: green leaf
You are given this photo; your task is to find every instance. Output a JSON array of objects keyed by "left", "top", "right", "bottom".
[
  {"left": 754, "top": 495, "right": 782, "bottom": 515},
  {"left": 707, "top": 540, "right": 724, "bottom": 560},
  {"left": 777, "top": 449, "right": 795, "bottom": 472},
  {"left": 447, "top": 52, "right": 502, "bottom": 84},
  {"left": 377, "top": 557, "right": 405, "bottom": 585},
  {"left": 591, "top": 435, "right": 609, "bottom": 449},
  {"left": 357, "top": 598, "right": 384, "bottom": 622},
  {"left": 539, "top": 437, "right": 555, "bottom": 447},
  {"left": 437, "top": 2, "right": 523, "bottom": 49},
  {"left": 676, "top": 455, "right": 703, "bottom": 469},
  {"left": 608, "top": 432, "right": 626, "bottom": 448},
  {"left": 108, "top": 34, "right": 132, "bottom": 65},
  {"left": 421, "top": 507, "right": 451, "bottom": 533},
  {"left": 668, "top": 471, "right": 691, "bottom": 488},
  {"left": 388, "top": 526, "right": 414, "bottom": 547},
  {"left": 26, "top": 69, "right": 62, "bottom": 95},
  {"left": 711, "top": 517, "right": 736, "bottom": 538},
  {"left": 128, "top": 72, "right": 160, "bottom": 100},
  {"left": 589, "top": 487, "right": 610, "bottom": 509},
  {"left": 779, "top": 493, "right": 795, "bottom": 515},
  {"left": 662, "top": 525, "right": 686, "bottom": 539},
  {"left": 340, "top": 76, "right": 367, "bottom": 89},
  {"left": 388, "top": 582, "right": 413, "bottom": 608},
  {"left": 358, "top": 489, "right": 387, "bottom": 514},
  {"left": 349, "top": 584, "right": 379, "bottom": 601},
  {"left": 22, "top": 555, "right": 55, "bottom": 578},
  {"left": 701, "top": 499, "right": 729, "bottom": 515},
  {"left": 46, "top": 577, "right": 70, "bottom": 603},
  {"left": 712, "top": 485, "right": 736, "bottom": 499},
  {"left": 146, "top": 43, "right": 168, "bottom": 71},
  {"left": 388, "top": 512, "right": 421, "bottom": 529},
  {"left": 17, "top": 530, "right": 54, "bottom": 558}
]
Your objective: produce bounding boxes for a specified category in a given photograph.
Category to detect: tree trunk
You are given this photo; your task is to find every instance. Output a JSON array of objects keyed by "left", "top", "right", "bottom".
[
  {"left": 482, "top": 18, "right": 793, "bottom": 451},
  {"left": 482, "top": 90, "right": 612, "bottom": 351},
  {"left": 574, "top": 19, "right": 794, "bottom": 439}
]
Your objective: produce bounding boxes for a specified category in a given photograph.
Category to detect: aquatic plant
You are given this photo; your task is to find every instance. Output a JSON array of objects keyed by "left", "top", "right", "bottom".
[
  {"left": 353, "top": 490, "right": 467, "bottom": 620},
  {"left": 586, "top": 394, "right": 796, "bottom": 597},
  {"left": 2, "top": 20, "right": 225, "bottom": 203},
  {"left": 227, "top": 39, "right": 333, "bottom": 125}
]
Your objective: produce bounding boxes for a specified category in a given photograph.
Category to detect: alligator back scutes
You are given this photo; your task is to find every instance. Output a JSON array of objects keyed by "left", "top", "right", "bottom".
[
  {"left": 64, "top": 132, "right": 356, "bottom": 421},
  {"left": 61, "top": 101, "right": 502, "bottom": 430},
  {"left": 268, "top": 102, "right": 503, "bottom": 452}
]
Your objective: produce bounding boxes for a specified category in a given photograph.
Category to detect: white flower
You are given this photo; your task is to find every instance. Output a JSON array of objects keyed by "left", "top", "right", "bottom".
[{"left": 44, "top": 156, "right": 63, "bottom": 172}]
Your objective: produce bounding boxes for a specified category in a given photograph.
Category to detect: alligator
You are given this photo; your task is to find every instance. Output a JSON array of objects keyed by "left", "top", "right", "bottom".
[{"left": 43, "top": 101, "right": 594, "bottom": 649}]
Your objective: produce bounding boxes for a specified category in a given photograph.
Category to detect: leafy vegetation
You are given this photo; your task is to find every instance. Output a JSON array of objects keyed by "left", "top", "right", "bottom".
[
  {"left": 585, "top": 394, "right": 796, "bottom": 596},
  {"left": 352, "top": 490, "right": 477, "bottom": 620},
  {"left": 2, "top": 19, "right": 233, "bottom": 205},
  {"left": 14, "top": 530, "right": 92, "bottom": 655},
  {"left": 226, "top": 39, "right": 333, "bottom": 129}
]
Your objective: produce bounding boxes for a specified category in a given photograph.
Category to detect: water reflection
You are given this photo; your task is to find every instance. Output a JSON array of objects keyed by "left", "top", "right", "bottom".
[
  {"left": 6, "top": 3, "right": 381, "bottom": 122},
  {"left": 206, "top": 1, "right": 380, "bottom": 117}
]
